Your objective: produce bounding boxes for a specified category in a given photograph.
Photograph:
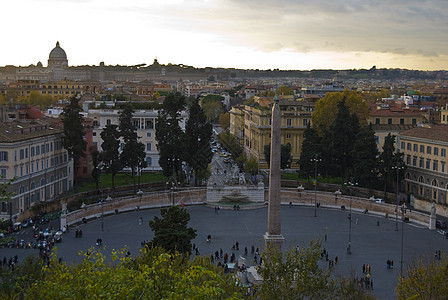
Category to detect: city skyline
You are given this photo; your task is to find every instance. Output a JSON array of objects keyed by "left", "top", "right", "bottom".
[{"left": 1, "top": 0, "right": 447, "bottom": 71}]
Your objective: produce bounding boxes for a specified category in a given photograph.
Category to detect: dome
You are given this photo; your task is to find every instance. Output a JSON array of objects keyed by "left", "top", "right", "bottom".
[{"left": 49, "top": 41, "right": 67, "bottom": 59}]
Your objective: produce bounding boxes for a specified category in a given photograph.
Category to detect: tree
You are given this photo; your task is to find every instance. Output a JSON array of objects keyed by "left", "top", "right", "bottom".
[
  {"left": 396, "top": 254, "right": 448, "bottom": 299},
  {"left": 379, "top": 133, "right": 403, "bottom": 197},
  {"left": 119, "top": 104, "right": 147, "bottom": 192},
  {"left": 218, "top": 112, "right": 230, "bottom": 132},
  {"left": 61, "top": 95, "right": 87, "bottom": 186},
  {"left": 217, "top": 132, "right": 243, "bottom": 159},
  {"left": 0, "top": 94, "right": 6, "bottom": 105},
  {"left": 90, "top": 146, "right": 101, "bottom": 193},
  {"left": 184, "top": 98, "right": 213, "bottom": 186},
  {"left": 264, "top": 143, "right": 292, "bottom": 169},
  {"left": 0, "top": 175, "right": 16, "bottom": 225},
  {"left": 100, "top": 124, "right": 122, "bottom": 191},
  {"left": 298, "top": 124, "right": 321, "bottom": 178},
  {"left": 201, "top": 101, "right": 223, "bottom": 123},
  {"left": 351, "top": 124, "right": 379, "bottom": 189},
  {"left": 243, "top": 156, "right": 259, "bottom": 175},
  {"left": 22, "top": 247, "right": 243, "bottom": 299},
  {"left": 149, "top": 206, "right": 197, "bottom": 255},
  {"left": 156, "top": 92, "right": 186, "bottom": 180},
  {"left": 312, "top": 90, "right": 368, "bottom": 136}
]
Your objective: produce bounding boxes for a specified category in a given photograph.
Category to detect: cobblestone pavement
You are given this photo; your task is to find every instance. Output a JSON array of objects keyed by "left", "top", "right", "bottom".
[{"left": 2, "top": 205, "right": 446, "bottom": 299}]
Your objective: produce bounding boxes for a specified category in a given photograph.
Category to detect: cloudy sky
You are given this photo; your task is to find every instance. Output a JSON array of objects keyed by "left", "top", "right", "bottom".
[{"left": 1, "top": 0, "right": 447, "bottom": 70}]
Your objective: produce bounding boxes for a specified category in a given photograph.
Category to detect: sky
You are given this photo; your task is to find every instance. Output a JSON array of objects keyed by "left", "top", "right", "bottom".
[{"left": 1, "top": 0, "right": 447, "bottom": 71}]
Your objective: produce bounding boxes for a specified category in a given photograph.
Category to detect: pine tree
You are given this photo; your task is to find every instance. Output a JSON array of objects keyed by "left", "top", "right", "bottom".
[
  {"left": 155, "top": 92, "right": 186, "bottom": 180},
  {"left": 298, "top": 124, "right": 321, "bottom": 178},
  {"left": 263, "top": 143, "right": 292, "bottom": 169},
  {"left": 61, "top": 95, "right": 87, "bottom": 186},
  {"left": 351, "top": 124, "right": 379, "bottom": 189},
  {"left": 119, "top": 104, "right": 147, "bottom": 192},
  {"left": 184, "top": 98, "right": 213, "bottom": 186},
  {"left": 100, "top": 124, "right": 122, "bottom": 191},
  {"left": 379, "top": 133, "right": 404, "bottom": 197}
]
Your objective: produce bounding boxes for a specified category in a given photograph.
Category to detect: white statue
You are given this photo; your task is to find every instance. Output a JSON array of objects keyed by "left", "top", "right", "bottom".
[{"left": 431, "top": 201, "right": 436, "bottom": 217}]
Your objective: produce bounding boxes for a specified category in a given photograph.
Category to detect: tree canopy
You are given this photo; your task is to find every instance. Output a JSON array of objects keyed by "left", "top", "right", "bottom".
[
  {"left": 148, "top": 206, "right": 197, "bottom": 255},
  {"left": 263, "top": 143, "right": 292, "bottom": 169},
  {"left": 100, "top": 124, "right": 123, "bottom": 191}
]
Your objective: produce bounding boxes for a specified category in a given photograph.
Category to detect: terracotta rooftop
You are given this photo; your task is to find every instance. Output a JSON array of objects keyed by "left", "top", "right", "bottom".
[
  {"left": 0, "top": 118, "right": 63, "bottom": 143},
  {"left": 399, "top": 125, "right": 448, "bottom": 143}
]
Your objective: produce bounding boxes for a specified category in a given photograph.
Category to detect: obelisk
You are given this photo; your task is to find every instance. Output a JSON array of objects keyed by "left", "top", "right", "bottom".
[{"left": 264, "top": 91, "right": 284, "bottom": 250}]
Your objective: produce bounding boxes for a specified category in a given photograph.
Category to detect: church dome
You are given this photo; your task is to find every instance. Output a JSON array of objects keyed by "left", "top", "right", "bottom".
[{"left": 49, "top": 41, "right": 67, "bottom": 60}]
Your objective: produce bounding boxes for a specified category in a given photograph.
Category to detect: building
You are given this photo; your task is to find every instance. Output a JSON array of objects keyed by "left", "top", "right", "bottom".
[
  {"left": 87, "top": 107, "right": 187, "bottom": 172},
  {"left": 398, "top": 125, "right": 448, "bottom": 205},
  {"left": 230, "top": 99, "right": 315, "bottom": 169},
  {"left": 0, "top": 110, "right": 73, "bottom": 219}
]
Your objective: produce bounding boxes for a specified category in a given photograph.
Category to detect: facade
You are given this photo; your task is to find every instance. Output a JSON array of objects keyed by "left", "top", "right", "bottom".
[
  {"left": 0, "top": 114, "right": 73, "bottom": 218},
  {"left": 8, "top": 79, "right": 84, "bottom": 98},
  {"left": 230, "top": 99, "right": 314, "bottom": 169},
  {"left": 88, "top": 108, "right": 187, "bottom": 172},
  {"left": 398, "top": 125, "right": 448, "bottom": 205}
]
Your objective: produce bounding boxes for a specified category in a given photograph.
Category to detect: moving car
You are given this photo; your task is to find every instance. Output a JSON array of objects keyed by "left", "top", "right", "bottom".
[{"left": 436, "top": 220, "right": 447, "bottom": 229}]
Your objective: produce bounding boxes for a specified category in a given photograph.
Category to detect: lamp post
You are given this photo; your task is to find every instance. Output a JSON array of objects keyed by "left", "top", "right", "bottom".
[
  {"left": 311, "top": 155, "right": 322, "bottom": 217},
  {"left": 345, "top": 181, "right": 357, "bottom": 255},
  {"left": 400, "top": 203, "right": 407, "bottom": 278},
  {"left": 392, "top": 163, "right": 405, "bottom": 231},
  {"left": 137, "top": 189, "right": 143, "bottom": 223}
]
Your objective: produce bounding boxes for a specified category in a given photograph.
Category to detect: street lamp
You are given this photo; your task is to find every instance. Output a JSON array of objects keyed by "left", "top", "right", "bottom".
[
  {"left": 392, "top": 163, "right": 405, "bottom": 231},
  {"left": 400, "top": 203, "right": 407, "bottom": 278},
  {"left": 345, "top": 181, "right": 358, "bottom": 255},
  {"left": 311, "top": 155, "right": 322, "bottom": 217},
  {"left": 137, "top": 190, "right": 143, "bottom": 224}
]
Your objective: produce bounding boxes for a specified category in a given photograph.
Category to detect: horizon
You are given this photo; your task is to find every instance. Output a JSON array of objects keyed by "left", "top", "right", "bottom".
[{"left": 1, "top": 0, "right": 447, "bottom": 71}]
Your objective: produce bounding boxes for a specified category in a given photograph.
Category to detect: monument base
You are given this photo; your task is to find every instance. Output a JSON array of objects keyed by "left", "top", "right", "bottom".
[
  {"left": 264, "top": 232, "right": 284, "bottom": 250},
  {"left": 429, "top": 215, "right": 436, "bottom": 230}
]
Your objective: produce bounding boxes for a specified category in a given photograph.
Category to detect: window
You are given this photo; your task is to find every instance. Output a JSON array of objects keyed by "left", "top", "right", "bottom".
[
  {"left": 433, "top": 161, "right": 438, "bottom": 171},
  {"left": 20, "top": 149, "right": 24, "bottom": 160},
  {"left": 0, "top": 169, "right": 6, "bottom": 177},
  {"left": 0, "top": 151, "right": 8, "bottom": 162},
  {"left": 400, "top": 118, "right": 404, "bottom": 124},
  {"left": 407, "top": 143, "right": 411, "bottom": 151},
  {"left": 31, "top": 147, "right": 35, "bottom": 157},
  {"left": 36, "top": 161, "right": 39, "bottom": 171},
  {"left": 375, "top": 118, "right": 380, "bottom": 124},
  {"left": 413, "top": 156, "right": 417, "bottom": 166},
  {"left": 388, "top": 118, "right": 392, "bottom": 124},
  {"left": 286, "top": 134, "right": 291, "bottom": 138},
  {"left": 419, "top": 158, "right": 424, "bottom": 168},
  {"left": 287, "top": 119, "right": 292, "bottom": 126},
  {"left": 412, "top": 118, "right": 417, "bottom": 125},
  {"left": 133, "top": 120, "right": 139, "bottom": 129},
  {"left": 442, "top": 148, "right": 446, "bottom": 157},
  {"left": 303, "top": 119, "right": 308, "bottom": 126},
  {"left": 41, "top": 144, "right": 45, "bottom": 154},
  {"left": 50, "top": 143, "right": 53, "bottom": 152},
  {"left": 146, "top": 143, "right": 152, "bottom": 151},
  {"left": 375, "top": 136, "right": 379, "bottom": 144},
  {"left": 420, "top": 145, "right": 424, "bottom": 153},
  {"left": 427, "top": 146, "right": 431, "bottom": 155},
  {"left": 14, "top": 150, "right": 17, "bottom": 161},
  {"left": 442, "top": 162, "right": 445, "bottom": 173},
  {"left": 401, "top": 142, "right": 405, "bottom": 150},
  {"left": 14, "top": 166, "right": 17, "bottom": 177},
  {"left": 26, "top": 164, "right": 29, "bottom": 174},
  {"left": 426, "top": 159, "right": 430, "bottom": 169},
  {"left": 93, "top": 132, "right": 97, "bottom": 136},
  {"left": 146, "top": 157, "right": 152, "bottom": 166},
  {"left": 36, "top": 146, "right": 40, "bottom": 155},
  {"left": 146, "top": 132, "right": 152, "bottom": 138},
  {"left": 146, "top": 120, "right": 154, "bottom": 129},
  {"left": 434, "top": 147, "right": 439, "bottom": 156},
  {"left": 46, "top": 144, "right": 49, "bottom": 153},
  {"left": 406, "top": 155, "right": 411, "bottom": 165},
  {"left": 106, "top": 119, "right": 111, "bottom": 125},
  {"left": 31, "top": 163, "right": 34, "bottom": 173},
  {"left": 51, "top": 158, "right": 54, "bottom": 166},
  {"left": 20, "top": 166, "right": 23, "bottom": 176},
  {"left": 25, "top": 148, "right": 28, "bottom": 158},
  {"left": 413, "top": 144, "right": 418, "bottom": 152}
]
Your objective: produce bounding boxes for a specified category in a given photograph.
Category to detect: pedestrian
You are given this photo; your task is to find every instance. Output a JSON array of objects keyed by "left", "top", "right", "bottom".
[
  {"left": 195, "top": 247, "right": 200, "bottom": 255},
  {"left": 193, "top": 243, "right": 196, "bottom": 250},
  {"left": 236, "top": 241, "right": 239, "bottom": 250},
  {"left": 324, "top": 233, "right": 327, "bottom": 242},
  {"left": 362, "top": 264, "right": 366, "bottom": 274},
  {"left": 79, "top": 229, "right": 83, "bottom": 238},
  {"left": 356, "top": 217, "right": 359, "bottom": 225},
  {"left": 220, "top": 248, "right": 223, "bottom": 258},
  {"left": 251, "top": 245, "right": 254, "bottom": 254},
  {"left": 75, "top": 229, "right": 79, "bottom": 238},
  {"left": 254, "top": 255, "right": 257, "bottom": 264},
  {"left": 371, "top": 279, "right": 373, "bottom": 290},
  {"left": 387, "top": 259, "right": 390, "bottom": 269},
  {"left": 210, "top": 255, "right": 214, "bottom": 263},
  {"left": 244, "top": 246, "right": 248, "bottom": 256}
]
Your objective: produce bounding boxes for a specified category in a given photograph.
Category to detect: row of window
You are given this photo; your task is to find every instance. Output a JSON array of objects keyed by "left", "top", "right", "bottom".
[
  {"left": 375, "top": 118, "right": 417, "bottom": 125},
  {"left": 13, "top": 154, "right": 68, "bottom": 177},
  {"left": 407, "top": 155, "right": 446, "bottom": 173},
  {"left": 42, "top": 91, "right": 77, "bottom": 95},
  {"left": 401, "top": 141, "right": 447, "bottom": 157}
]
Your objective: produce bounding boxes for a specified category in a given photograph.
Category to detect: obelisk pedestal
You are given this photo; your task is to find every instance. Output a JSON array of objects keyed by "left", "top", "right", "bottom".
[{"left": 264, "top": 92, "right": 284, "bottom": 250}]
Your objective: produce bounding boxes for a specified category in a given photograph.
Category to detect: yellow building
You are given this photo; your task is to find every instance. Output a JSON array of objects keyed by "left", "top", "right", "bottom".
[
  {"left": 230, "top": 99, "right": 314, "bottom": 169},
  {"left": 441, "top": 104, "right": 448, "bottom": 125},
  {"left": 398, "top": 125, "right": 448, "bottom": 205}
]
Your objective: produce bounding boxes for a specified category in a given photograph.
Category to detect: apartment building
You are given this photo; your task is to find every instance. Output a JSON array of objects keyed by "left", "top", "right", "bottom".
[
  {"left": 0, "top": 113, "right": 73, "bottom": 218},
  {"left": 230, "top": 99, "right": 314, "bottom": 169},
  {"left": 398, "top": 125, "right": 448, "bottom": 205}
]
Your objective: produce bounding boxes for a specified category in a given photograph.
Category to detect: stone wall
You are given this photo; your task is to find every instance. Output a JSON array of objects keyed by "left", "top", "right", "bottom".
[{"left": 412, "top": 197, "right": 448, "bottom": 218}]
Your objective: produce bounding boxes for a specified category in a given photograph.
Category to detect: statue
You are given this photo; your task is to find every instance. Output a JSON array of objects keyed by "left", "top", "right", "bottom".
[{"left": 431, "top": 201, "right": 436, "bottom": 217}]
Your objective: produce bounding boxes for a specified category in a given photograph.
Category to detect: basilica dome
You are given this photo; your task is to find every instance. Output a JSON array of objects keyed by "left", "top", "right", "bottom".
[{"left": 48, "top": 41, "right": 68, "bottom": 68}]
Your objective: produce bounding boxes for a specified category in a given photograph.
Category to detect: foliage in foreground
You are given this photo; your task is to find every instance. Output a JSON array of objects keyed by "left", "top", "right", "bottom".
[
  {"left": 16, "top": 247, "right": 243, "bottom": 299},
  {"left": 396, "top": 254, "right": 448, "bottom": 300}
]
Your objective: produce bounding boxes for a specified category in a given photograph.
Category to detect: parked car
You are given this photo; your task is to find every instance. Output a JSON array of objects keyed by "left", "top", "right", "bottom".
[{"left": 436, "top": 220, "right": 447, "bottom": 229}]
